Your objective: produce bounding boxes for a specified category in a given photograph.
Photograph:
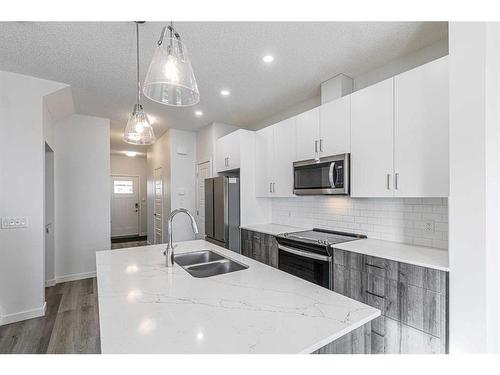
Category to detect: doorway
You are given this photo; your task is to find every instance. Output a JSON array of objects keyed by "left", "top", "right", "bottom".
[
  {"left": 110, "top": 175, "right": 140, "bottom": 238},
  {"left": 153, "top": 167, "right": 163, "bottom": 244},
  {"left": 44, "top": 143, "right": 55, "bottom": 287},
  {"left": 196, "top": 161, "right": 211, "bottom": 237}
]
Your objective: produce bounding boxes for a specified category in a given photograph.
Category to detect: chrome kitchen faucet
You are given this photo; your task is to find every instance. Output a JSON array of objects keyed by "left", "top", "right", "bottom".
[{"left": 164, "top": 208, "right": 199, "bottom": 267}]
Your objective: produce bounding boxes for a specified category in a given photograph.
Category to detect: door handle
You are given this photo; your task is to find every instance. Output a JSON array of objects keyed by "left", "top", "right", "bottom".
[{"left": 328, "top": 162, "right": 336, "bottom": 188}]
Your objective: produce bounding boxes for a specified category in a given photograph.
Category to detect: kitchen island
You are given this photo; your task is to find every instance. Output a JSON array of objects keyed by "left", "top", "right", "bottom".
[{"left": 96, "top": 240, "right": 380, "bottom": 354}]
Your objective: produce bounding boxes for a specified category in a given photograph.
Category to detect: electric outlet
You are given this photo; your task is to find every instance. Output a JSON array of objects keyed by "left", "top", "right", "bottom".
[
  {"left": 1, "top": 216, "right": 27, "bottom": 229},
  {"left": 424, "top": 221, "right": 434, "bottom": 233}
]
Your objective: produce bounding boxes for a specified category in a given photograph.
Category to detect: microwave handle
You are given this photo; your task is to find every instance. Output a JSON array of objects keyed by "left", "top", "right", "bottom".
[{"left": 329, "top": 162, "right": 336, "bottom": 188}]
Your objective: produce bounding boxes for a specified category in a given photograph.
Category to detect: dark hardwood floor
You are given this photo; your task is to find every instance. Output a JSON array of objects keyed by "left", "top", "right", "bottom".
[{"left": 0, "top": 278, "right": 100, "bottom": 354}]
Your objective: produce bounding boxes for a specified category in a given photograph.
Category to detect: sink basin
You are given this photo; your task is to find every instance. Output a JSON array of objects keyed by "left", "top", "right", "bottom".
[
  {"left": 174, "top": 249, "right": 248, "bottom": 278},
  {"left": 183, "top": 259, "right": 248, "bottom": 278},
  {"left": 174, "top": 250, "right": 224, "bottom": 267}
]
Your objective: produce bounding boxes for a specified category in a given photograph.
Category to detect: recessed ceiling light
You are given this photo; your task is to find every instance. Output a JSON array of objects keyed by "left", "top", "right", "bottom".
[
  {"left": 220, "top": 89, "right": 230, "bottom": 97},
  {"left": 195, "top": 110, "right": 203, "bottom": 117},
  {"left": 262, "top": 55, "right": 274, "bottom": 63},
  {"left": 125, "top": 151, "right": 137, "bottom": 157}
]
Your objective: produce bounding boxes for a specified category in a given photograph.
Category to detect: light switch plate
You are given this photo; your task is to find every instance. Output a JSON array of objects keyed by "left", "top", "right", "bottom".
[{"left": 1, "top": 217, "right": 27, "bottom": 229}]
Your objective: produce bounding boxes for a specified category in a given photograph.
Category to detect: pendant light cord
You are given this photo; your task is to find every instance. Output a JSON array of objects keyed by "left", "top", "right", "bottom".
[{"left": 136, "top": 21, "right": 141, "bottom": 105}]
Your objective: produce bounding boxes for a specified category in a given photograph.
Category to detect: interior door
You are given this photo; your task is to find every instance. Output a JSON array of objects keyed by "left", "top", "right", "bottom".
[
  {"left": 351, "top": 78, "right": 394, "bottom": 197},
  {"left": 153, "top": 168, "right": 163, "bottom": 244},
  {"left": 111, "top": 175, "right": 140, "bottom": 237},
  {"left": 273, "top": 117, "right": 296, "bottom": 197},
  {"left": 196, "top": 161, "right": 211, "bottom": 236},
  {"left": 295, "top": 107, "right": 320, "bottom": 161}
]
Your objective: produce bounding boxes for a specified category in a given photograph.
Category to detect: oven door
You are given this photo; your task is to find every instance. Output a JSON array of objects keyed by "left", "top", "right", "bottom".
[
  {"left": 278, "top": 245, "right": 332, "bottom": 289},
  {"left": 293, "top": 154, "right": 350, "bottom": 195}
]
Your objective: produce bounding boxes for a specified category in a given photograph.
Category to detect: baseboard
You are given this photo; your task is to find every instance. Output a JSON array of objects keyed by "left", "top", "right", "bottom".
[
  {"left": 45, "top": 278, "right": 57, "bottom": 287},
  {"left": 55, "top": 271, "right": 96, "bottom": 284},
  {"left": 0, "top": 302, "right": 46, "bottom": 326}
]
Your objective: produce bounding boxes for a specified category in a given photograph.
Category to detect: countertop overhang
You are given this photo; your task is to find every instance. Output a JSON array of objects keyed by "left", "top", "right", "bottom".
[{"left": 96, "top": 240, "right": 379, "bottom": 354}]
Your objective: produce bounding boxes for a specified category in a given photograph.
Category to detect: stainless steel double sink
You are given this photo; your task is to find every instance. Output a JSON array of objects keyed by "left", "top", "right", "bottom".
[{"left": 174, "top": 250, "right": 248, "bottom": 278}]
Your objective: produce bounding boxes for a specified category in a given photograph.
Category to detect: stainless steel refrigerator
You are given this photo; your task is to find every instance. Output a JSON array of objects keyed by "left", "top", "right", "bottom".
[{"left": 204, "top": 176, "right": 240, "bottom": 253}]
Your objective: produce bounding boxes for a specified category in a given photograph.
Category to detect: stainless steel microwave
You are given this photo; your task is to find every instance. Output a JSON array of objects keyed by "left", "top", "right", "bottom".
[{"left": 293, "top": 153, "right": 350, "bottom": 195}]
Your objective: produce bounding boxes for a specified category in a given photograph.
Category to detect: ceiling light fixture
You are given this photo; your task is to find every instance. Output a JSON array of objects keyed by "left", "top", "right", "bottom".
[
  {"left": 220, "top": 89, "right": 230, "bottom": 97},
  {"left": 143, "top": 22, "right": 200, "bottom": 107},
  {"left": 123, "top": 22, "right": 156, "bottom": 146},
  {"left": 125, "top": 151, "right": 137, "bottom": 157},
  {"left": 262, "top": 55, "right": 274, "bottom": 63},
  {"left": 195, "top": 110, "right": 203, "bottom": 117}
]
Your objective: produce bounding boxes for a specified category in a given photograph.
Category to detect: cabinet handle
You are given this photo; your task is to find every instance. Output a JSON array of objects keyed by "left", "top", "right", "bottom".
[
  {"left": 272, "top": 182, "right": 276, "bottom": 193},
  {"left": 314, "top": 140, "right": 318, "bottom": 154},
  {"left": 386, "top": 174, "right": 391, "bottom": 190},
  {"left": 269, "top": 182, "right": 272, "bottom": 193},
  {"left": 365, "top": 262, "right": 385, "bottom": 270},
  {"left": 395, "top": 173, "right": 399, "bottom": 190},
  {"left": 365, "top": 290, "right": 385, "bottom": 299},
  {"left": 319, "top": 139, "right": 323, "bottom": 153}
]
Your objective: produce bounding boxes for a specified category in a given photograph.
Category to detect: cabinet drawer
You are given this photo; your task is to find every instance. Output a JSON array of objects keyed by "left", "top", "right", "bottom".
[
  {"left": 333, "top": 249, "right": 364, "bottom": 270},
  {"left": 398, "top": 262, "right": 447, "bottom": 294}
]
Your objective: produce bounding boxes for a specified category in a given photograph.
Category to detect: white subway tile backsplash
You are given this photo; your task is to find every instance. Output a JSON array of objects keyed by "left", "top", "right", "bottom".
[{"left": 271, "top": 197, "right": 448, "bottom": 249}]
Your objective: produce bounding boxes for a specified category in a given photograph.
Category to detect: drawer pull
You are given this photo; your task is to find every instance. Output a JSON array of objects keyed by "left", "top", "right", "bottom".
[
  {"left": 365, "top": 290, "right": 385, "bottom": 299},
  {"left": 371, "top": 330, "right": 385, "bottom": 338},
  {"left": 365, "top": 262, "right": 385, "bottom": 270}
]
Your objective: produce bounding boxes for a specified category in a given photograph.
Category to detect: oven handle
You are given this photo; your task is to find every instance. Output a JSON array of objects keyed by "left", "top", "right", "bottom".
[
  {"left": 278, "top": 245, "right": 332, "bottom": 262},
  {"left": 329, "top": 162, "right": 336, "bottom": 188}
]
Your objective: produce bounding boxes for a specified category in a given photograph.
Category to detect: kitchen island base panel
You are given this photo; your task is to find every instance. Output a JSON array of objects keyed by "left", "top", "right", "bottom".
[{"left": 314, "top": 322, "right": 372, "bottom": 354}]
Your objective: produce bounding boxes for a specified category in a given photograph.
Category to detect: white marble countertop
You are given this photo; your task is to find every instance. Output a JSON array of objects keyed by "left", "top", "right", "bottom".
[
  {"left": 333, "top": 238, "right": 449, "bottom": 271},
  {"left": 240, "top": 223, "right": 308, "bottom": 236},
  {"left": 96, "top": 240, "right": 379, "bottom": 354}
]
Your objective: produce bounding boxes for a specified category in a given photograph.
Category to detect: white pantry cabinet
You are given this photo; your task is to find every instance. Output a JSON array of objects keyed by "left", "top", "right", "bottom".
[
  {"left": 255, "top": 118, "right": 296, "bottom": 197},
  {"left": 351, "top": 78, "right": 395, "bottom": 198},
  {"left": 394, "top": 56, "right": 449, "bottom": 197},
  {"left": 216, "top": 130, "right": 242, "bottom": 172}
]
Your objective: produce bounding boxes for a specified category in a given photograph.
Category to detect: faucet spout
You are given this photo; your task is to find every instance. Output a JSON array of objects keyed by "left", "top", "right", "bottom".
[{"left": 164, "top": 208, "right": 199, "bottom": 267}]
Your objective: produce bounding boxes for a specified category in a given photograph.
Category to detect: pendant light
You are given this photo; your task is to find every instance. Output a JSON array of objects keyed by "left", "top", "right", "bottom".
[
  {"left": 123, "top": 21, "right": 156, "bottom": 145},
  {"left": 143, "top": 22, "right": 200, "bottom": 106}
]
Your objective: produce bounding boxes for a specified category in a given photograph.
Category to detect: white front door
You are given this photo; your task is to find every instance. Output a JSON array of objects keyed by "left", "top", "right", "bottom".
[
  {"left": 111, "top": 175, "right": 140, "bottom": 237},
  {"left": 153, "top": 167, "right": 163, "bottom": 244},
  {"left": 196, "top": 161, "right": 211, "bottom": 236}
]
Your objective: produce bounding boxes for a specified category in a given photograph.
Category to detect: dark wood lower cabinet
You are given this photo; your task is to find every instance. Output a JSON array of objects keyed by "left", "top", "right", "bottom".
[
  {"left": 313, "top": 322, "right": 372, "bottom": 354},
  {"left": 333, "top": 249, "right": 449, "bottom": 354},
  {"left": 240, "top": 229, "right": 278, "bottom": 268}
]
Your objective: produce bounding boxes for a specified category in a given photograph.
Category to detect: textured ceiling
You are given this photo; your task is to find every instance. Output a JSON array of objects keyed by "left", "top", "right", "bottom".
[{"left": 0, "top": 22, "right": 447, "bottom": 155}]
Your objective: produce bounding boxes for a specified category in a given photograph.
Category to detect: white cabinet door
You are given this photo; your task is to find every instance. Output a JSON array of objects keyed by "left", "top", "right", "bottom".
[
  {"left": 351, "top": 78, "right": 394, "bottom": 197},
  {"left": 394, "top": 56, "right": 449, "bottom": 197},
  {"left": 255, "top": 126, "right": 274, "bottom": 197},
  {"left": 295, "top": 107, "right": 320, "bottom": 161},
  {"left": 216, "top": 131, "right": 241, "bottom": 172},
  {"left": 319, "top": 95, "right": 351, "bottom": 156},
  {"left": 273, "top": 117, "right": 296, "bottom": 197}
]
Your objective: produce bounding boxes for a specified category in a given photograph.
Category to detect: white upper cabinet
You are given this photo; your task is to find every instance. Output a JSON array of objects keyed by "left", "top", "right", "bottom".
[
  {"left": 319, "top": 95, "right": 351, "bottom": 156},
  {"left": 255, "top": 126, "right": 274, "bottom": 197},
  {"left": 351, "top": 78, "right": 395, "bottom": 198},
  {"left": 255, "top": 118, "right": 296, "bottom": 198},
  {"left": 273, "top": 117, "right": 296, "bottom": 197},
  {"left": 394, "top": 56, "right": 449, "bottom": 197},
  {"left": 216, "top": 130, "right": 242, "bottom": 172},
  {"left": 295, "top": 107, "right": 320, "bottom": 161}
]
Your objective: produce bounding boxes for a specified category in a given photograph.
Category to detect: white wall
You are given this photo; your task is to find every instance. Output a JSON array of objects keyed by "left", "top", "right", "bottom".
[
  {"left": 54, "top": 114, "right": 110, "bottom": 282},
  {"left": 0, "top": 71, "right": 67, "bottom": 325},
  {"left": 147, "top": 129, "right": 197, "bottom": 243},
  {"left": 273, "top": 197, "right": 448, "bottom": 249},
  {"left": 448, "top": 22, "right": 500, "bottom": 354},
  {"left": 110, "top": 154, "right": 148, "bottom": 236}
]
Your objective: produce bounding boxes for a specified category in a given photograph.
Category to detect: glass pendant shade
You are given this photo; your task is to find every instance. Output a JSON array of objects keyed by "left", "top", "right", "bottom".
[
  {"left": 143, "top": 36, "right": 200, "bottom": 106},
  {"left": 123, "top": 104, "right": 156, "bottom": 145}
]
